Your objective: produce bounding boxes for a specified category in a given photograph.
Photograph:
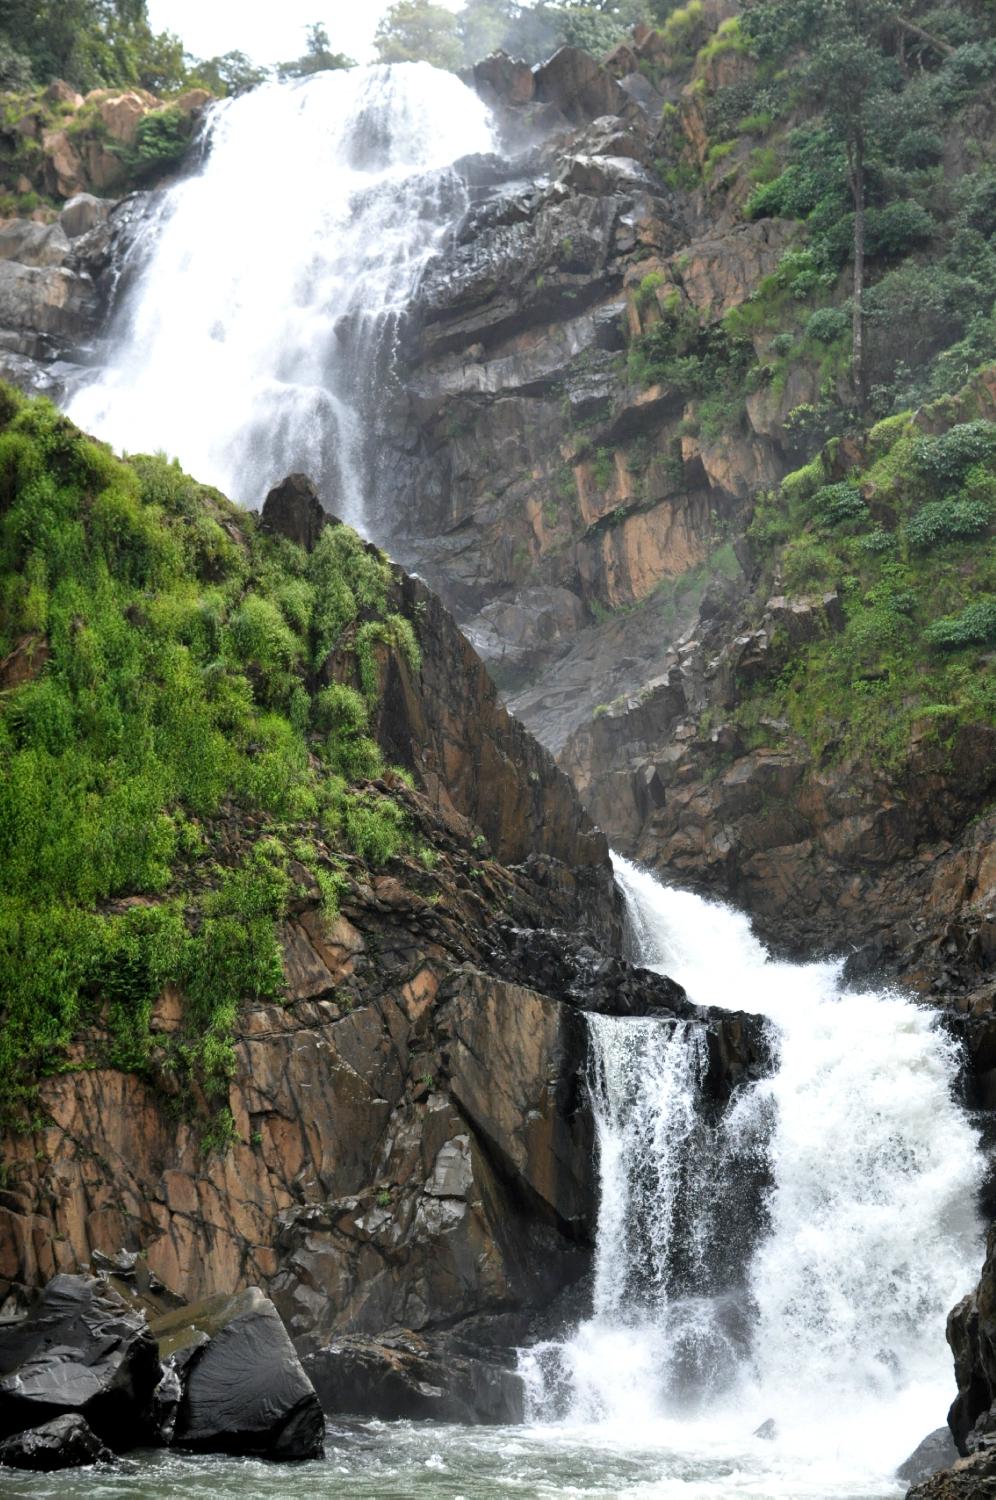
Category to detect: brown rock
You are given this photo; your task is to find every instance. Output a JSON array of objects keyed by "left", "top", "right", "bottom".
[{"left": 97, "top": 93, "right": 148, "bottom": 147}]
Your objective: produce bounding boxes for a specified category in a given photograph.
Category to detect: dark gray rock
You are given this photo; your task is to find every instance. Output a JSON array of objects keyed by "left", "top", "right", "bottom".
[
  {"left": 60, "top": 194, "right": 113, "bottom": 240},
  {"left": 0, "top": 1274, "right": 161, "bottom": 1450},
  {"left": 0, "top": 1413, "right": 113, "bottom": 1471},
  {"left": 304, "top": 1331, "right": 523, "bottom": 1425},
  {"left": 898, "top": 1427, "right": 962, "bottom": 1485},
  {"left": 150, "top": 1288, "right": 324, "bottom": 1460},
  {"left": 261, "top": 472, "right": 335, "bottom": 552}
]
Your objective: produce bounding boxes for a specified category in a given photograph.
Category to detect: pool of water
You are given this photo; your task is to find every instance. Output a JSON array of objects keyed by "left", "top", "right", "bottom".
[{"left": 0, "top": 1417, "right": 908, "bottom": 1499}]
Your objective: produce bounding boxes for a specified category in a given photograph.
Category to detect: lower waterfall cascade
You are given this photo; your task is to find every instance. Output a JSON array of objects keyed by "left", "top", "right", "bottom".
[
  {"left": 67, "top": 63, "right": 495, "bottom": 527},
  {"left": 520, "top": 854, "right": 984, "bottom": 1495}
]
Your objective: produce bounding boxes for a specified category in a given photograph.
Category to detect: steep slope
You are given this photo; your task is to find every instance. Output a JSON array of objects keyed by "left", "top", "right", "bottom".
[{"left": 0, "top": 394, "right": 769, "bottom": 1384}]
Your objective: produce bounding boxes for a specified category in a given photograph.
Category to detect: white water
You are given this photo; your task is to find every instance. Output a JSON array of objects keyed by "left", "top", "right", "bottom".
[
  {"left": 522, "top": 855, "right": 983, "bottom": 1496},
  {"left": 68, "top": 65, "right": 494, "bottom": 525}
]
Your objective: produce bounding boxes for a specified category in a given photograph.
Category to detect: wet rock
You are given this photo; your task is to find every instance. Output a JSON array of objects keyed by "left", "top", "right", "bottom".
[
  {"left": 906, "top": 1447, "right": 996, "bottom": 1499},
  {"left": 898, "top": 1427, "right": 962, "bottom": 1485},
  {"left": 303, "top": 1331, "right": 523, "bottom": 1424},
  {"left": 0, "top": 1274, "right": 161, "bottom": 1449},
  {"left": 150, "top": 1288, "right": 325, "bottom": 1459},
  {"left": 0, "top": 1413, "right": 113, "bottom": 1471},
  {"left": 753, "top": 1417, "right": 777, "bottom": 1440}
]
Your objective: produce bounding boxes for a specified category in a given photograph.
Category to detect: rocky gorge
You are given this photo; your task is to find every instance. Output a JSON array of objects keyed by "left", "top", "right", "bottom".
[{"left": 0, "top": 1, "right": 995, "bottom": 1494}]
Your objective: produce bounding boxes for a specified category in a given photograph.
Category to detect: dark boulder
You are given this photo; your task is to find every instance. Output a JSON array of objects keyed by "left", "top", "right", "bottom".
[
  {"left": 303, "top": 1331, "right": 523, "bottom": 1425},
  {"left": 0, "top": 1413, "right": 113, "bottom": 1471},
  {"left": 150, "top": 1288, "right": 324, "bottom": 1460},
  {"left": 898, "top": 1428, "right": 962, "bottom": 1485},
  {"left": 0, "top": 1274, "right": 161, "bottom": 1449},
  {"left": 260, "top": 473, "right": 334, "bottom": 553}
]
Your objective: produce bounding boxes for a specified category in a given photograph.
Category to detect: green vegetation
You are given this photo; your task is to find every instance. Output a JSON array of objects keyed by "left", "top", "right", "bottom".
[
  {"left": 738, "top": 379, "right": 995, "bottom": 767},
  {"left": 0, "top": 389, "right": 422, "bottom": 1131}
]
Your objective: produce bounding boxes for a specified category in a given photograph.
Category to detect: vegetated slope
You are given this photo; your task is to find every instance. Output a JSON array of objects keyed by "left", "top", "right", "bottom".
[
  {"left": 0, "top": 389, "right": 644, "bottom": 1334},
  {"left": 0, "top": 388, "right": 607, "bottom": 1133}
]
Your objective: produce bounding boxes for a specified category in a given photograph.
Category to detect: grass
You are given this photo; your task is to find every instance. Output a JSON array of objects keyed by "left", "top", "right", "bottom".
[{"left": 0, "top": 388, "right": 422, "bottom": 1131}]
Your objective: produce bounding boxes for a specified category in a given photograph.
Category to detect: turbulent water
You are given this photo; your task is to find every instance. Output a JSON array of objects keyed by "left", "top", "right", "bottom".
[
  {"left": 67, "top": 64, "right": 494, "bottom": 526},
  {"left": 520, "top": 857, "right": 983, "bottom": 1495},
  {"left": 9, "top": 859, "right": 982, "bottom": 1500}
]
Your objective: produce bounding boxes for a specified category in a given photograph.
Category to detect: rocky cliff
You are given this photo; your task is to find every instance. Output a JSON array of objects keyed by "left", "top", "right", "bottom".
[{"left": 0, "top": 401, "right": 769, "bottom": 1405}]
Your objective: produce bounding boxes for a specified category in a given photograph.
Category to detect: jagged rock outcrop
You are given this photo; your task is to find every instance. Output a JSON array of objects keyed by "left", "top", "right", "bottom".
[{"left": 0, "top": 1275, "right": 161, "bottom": 1449}]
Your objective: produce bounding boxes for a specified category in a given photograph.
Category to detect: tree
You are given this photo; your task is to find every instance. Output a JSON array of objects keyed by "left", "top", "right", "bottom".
[
  {"left": 374, "top": 1, "right": 463, "bottom": 71},
  {"left": 189, "top": 50, "right": 270, "bottom": 96},
  {"left": 276, "top": 21, "right": 354, "bottom": 78},
  {"left": 0, "top": 0, "right": 188, "bottom": 92},
  {"left": 743, "top": 0, "right": 905, "bottom": 412}
]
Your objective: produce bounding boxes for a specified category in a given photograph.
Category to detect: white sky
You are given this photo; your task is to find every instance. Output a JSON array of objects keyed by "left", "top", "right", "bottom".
[{"left": 147, "top": 0, "right": 464, "bottom": 68}]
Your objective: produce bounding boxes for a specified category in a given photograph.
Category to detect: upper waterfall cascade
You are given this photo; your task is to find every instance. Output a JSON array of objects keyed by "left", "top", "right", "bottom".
[
  {"left": 67, "top": 64, "right": 495, "bottom": 527},
  {"left": 522, "top": 855, "right": 983, "bottom": 1493}
]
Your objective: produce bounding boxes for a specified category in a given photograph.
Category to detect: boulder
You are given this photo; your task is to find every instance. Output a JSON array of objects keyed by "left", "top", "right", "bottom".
[
  {"left": 261, "top": 472, "right": 334, "bottom": 552},
  {"left": 474, "top": 52, "right": 535, "bottom": 107},
  {"left": 303, "top": 1331, "right": 523, "bottom": 1424},
  {"left": 0, "top": 221, "right": 70, "bottom": 269},
  {"left": 175, "top": 89, "right": 213, "bottom": 116},
  {"left": 0, "top": 1274, "right": 161, "bottom": 1449},
  {"left": 60, "top": 194, "right": 113, "bottom": 240},
  {"left": 898, "top": 1428, "right": 962, "bottom": 1485},
  {"left": 97, "top": 93, "right": 147, "bottom": 147},
  {"left": 0, "top": 1413, "right": 113, "bottom": 1471},
  {"left": 150, "top": 1288, "right": 325, "bottom": 1459}
]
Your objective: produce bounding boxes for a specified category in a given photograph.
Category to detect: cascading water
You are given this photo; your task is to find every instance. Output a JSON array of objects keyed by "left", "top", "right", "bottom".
[
  {"left": 522, "top": 854, "right": 983, "bottom": 1495},
  {"left": 67, "top": 64, "right": 494, "bottom": 527}
]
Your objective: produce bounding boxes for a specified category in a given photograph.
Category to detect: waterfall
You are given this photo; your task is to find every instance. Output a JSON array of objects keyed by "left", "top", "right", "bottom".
[
  {"left": 523, "top": 854, "right": 983, "bottom": 1485},
  {"left": 67, "top": 64, "right": 494, "bottom": 527}
]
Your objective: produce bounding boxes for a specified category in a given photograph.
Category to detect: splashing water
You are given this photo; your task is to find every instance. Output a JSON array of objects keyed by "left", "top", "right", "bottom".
[
  {"left": 522, "top": 854, "right": 982, "bottom": 1493},
  {"left": 67, "top": 64, "right": 494, "bottom": 525}
]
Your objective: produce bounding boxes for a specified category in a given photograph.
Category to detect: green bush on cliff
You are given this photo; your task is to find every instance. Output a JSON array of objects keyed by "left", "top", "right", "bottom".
[
  {"left": 734, "top": 378, "right": 996, "bottom": 767},
  {"left": 0, "top": 388, "right": 421, "bottom": 1130}
]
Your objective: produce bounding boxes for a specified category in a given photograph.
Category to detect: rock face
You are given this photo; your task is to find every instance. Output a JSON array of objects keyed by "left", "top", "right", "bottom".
[
  {"left": 0, "top": 1413, "right": 114, "bottom": 1471},
  {"left": 0, "top": 1274, "right": 160, "bottom": 1448},
  {"left": 948, "top": 1227, "right": 996, "bottom": 1454},
  {"left": 0, "top": 471, "right": 772, "bottom": 1420},
  {"left": 151, "top": 1289, "right": 324, "bottom": 1459}
]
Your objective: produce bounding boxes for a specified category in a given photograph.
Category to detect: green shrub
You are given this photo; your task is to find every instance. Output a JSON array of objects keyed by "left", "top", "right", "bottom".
[
  {"left": 904, "top": 497, "right": 991, "bottom": 551},
  {"left": 924, "top": 597, "right": 996, "bottom": 649},
  {"left": 911, "top": 422, "right": 996, "bottom": 487},
  {"left": 896, "top": 126, "right": 944, "bottom": 170},
  {"left": 805, "top": 306, "right": 849, "bottom": 345},
  {"left": 812, "top": 482, "right": 867, "bottom": 528}
]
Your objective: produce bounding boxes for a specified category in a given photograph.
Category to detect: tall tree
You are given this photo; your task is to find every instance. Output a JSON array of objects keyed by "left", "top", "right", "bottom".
[
  {"left": 743, "top": 0, "right": 902, "bottom": 411},
  {"left": 276, "top": 21, "right": 354, "bottom": 79},
  {"left": 374, "top": 1, "right": 463, "bottom": 70}
]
